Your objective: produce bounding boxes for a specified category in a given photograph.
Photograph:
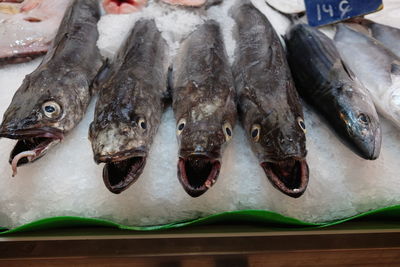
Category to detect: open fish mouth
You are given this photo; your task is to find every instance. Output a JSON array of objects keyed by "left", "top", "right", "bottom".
[
  {"left": 177, "top": 155, "right": 221, "bottom": 198},
  {"left": 102, "top": 0, "right": 147, "bottom": 14},
  {"left": 0, "top": 128, "right": 63, "bottom": 177},
  {"left": 101, "top": 152, "right": 147, "bottom": 194},
  {"left": 261, "top": 159, "right": 309, "bottom": 198}
]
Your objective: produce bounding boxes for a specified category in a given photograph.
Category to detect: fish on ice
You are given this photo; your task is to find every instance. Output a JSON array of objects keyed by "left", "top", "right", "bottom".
[
  {"left": 89, "top": 19, "right": 169, "bottom": 194},
  {"left": 171, "top": 20, "right": 237, "bottom": 197},
  {"left": 0, "top": 0, "right": 103, "bottom": 176},
  {"left": 286, "top": 23, "right": 382, "bottom": 160}
]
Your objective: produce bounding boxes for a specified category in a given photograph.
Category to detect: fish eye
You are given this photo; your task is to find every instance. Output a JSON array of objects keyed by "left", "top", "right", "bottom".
[
  {"left": 177, "top": 118, "right": 186, "bottom": 135},
  {"left": 42, "top": 101, "right": 62, "bottom": 119},
  {"left": 358, "top": 113, "right": 369, "bottom": 125},
  {"left": 297, "top": 117, "right": 306, "bottom": 133},
  {"left": 251, "top": 124, "right": 261, "bottom": 142},
  {"left": 223, "top": 122, "right": 233, "bottom": 141},
  {"left": 138, "top": 118, "right": 147, "bottom": 130}
]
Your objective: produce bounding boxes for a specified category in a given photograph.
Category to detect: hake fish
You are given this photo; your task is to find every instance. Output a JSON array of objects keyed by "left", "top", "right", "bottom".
[
  {"left": 335, "top": 23, "right": 400, "bottom": 129},
  {"left": 0, "top": 0, "right": 103, "bottom": 176},
  {"left": 89, "top": 19, "right": 169, "bottom": 194},
  {"left": 0, "top": 0, "right": 71, "bottom": 65},
  {"left": 231, "top": 2, "right": 308, "bottom": 198},
  {"left": 171, "top": 20, "right": 236, "bottom": 197},
  {"left": 286, "top": 24, "right": 381, "bottom": 160}
]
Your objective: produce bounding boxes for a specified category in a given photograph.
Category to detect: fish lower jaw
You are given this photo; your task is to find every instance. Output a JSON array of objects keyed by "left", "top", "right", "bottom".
[
  {"left": 10, "top": 137, "right": 61, "bottom": 177},
  {"left": 102, "top": 156, "right": 147, "bottom": 194},
  {"left": 177, "top": 156, "right": 221, "bottom": 198},
  {"left": 261, "top": 159, "right": 309, "bottom": 198}
]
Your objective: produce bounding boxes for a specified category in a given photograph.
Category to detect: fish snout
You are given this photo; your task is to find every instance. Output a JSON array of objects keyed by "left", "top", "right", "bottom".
[
  {"left": 274, "top": 134, "right": 306, "bottom": 158},
  {"left": 356, "top": 126, "right": 382, "bottom": 160},
  {"left": 180, "top": 130, "right": 224, "bottom": 157}
]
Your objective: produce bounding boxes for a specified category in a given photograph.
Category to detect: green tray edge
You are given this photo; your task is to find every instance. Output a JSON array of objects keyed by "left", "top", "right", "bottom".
[{"left": 1, "top": 204, "right": 400, "bottom": 235}]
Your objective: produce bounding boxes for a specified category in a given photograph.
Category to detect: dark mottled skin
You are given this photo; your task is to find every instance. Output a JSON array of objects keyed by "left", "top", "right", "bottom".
[
  {"left": 286, "top": 24, "right": 381, "bottom": 160},
  {"left": 0, "top": 0, "right": 103, "bottom": 163},
  {"left": 230, "top": 2, "right": 308, "bottom": 198},
  {"left": 172, "top": 20, "right": 236, "bottom": 197},
  {"left": 89, "top": 19, "right": 169, "bottom": 194}
]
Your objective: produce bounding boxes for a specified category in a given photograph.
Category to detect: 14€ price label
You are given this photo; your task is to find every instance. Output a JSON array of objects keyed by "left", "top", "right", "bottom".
[{"left": 305, "top": 0, "right": 383, "bottom": 27}]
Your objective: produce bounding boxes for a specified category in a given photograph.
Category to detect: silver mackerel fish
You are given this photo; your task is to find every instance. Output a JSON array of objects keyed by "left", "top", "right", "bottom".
[
  {"left": 349, "top": 18, "right": 400, "bottom": 58},
  {"left": 0, "top": 0, "right": 103, "bottom": 176},
  {"left": 335, "top": 23, "right": 400, "bottom": 129},
  {"left": 171, "top": 20, "right": 237, "bottom": 198},
  {"left": 89, "top": 19, "right": 170, "bottom": 194},
  {"left": 287, "top": 23, "right": 382, "bottom": 160}
]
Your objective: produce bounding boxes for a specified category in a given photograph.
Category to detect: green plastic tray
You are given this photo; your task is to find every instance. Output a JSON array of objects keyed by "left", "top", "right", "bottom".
[{"left": 1, "top": 204, "right": 400, "bottom": 235}]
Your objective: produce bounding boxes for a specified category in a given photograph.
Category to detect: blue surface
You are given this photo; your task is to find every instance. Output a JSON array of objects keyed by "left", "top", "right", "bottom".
[{"left": 305, "top": 0, "right": 383, "bottom": 27}]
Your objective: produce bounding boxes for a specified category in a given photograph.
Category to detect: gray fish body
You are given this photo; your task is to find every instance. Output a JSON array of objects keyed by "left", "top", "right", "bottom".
[
  {"left": 172, "top": 20, "right": 236, "bottom": 197},
  {"left": 89, "top": 19, "right": 169, "bottom": 194},
  {"left": 231, "top": 2, "right": 308, "bottom": 198},
  {"left": 0, "top": 0, "right": 103, "bottom": 174},
  {"left": 287, "top": 24, "right": 381, "bottom": 160},
  {"left": 334, "top": 23, "right": 400, "bottom": 129},
  {"left": 356, "top": 19, "right": 400, "bottom": 58}
]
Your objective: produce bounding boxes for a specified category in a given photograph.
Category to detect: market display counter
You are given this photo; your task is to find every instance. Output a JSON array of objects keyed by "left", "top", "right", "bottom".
[{"left": 1, "top": 220, "right": 400, "bottom": 266}]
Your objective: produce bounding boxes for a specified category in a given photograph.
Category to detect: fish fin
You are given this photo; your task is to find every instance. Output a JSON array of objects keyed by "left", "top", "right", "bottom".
[
  {"left": 91, "top": 58, "right": 111, "bottom": 92},
  {"left": 341, "top": 59, "right": 356, "bottom": 80},
  {"left": 391, "top": 61, "right": 400, "bottom": 76}
]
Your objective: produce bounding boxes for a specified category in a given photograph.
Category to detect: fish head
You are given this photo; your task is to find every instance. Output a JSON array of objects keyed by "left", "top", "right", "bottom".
[
  {"left": 89, "top": 94, "right": 160, "bottom": 194},
  {"left": 337, "top": 83, "right": 382, "bottom": 160},
  {"left": 0, "top": 69, "right": 90, "bottom": 174},
  {"left": 175, "top": 111, "right": 235, "bottom": 197},
  {"left": 243, "top": 99, "right": 309, "bottom": 198}
]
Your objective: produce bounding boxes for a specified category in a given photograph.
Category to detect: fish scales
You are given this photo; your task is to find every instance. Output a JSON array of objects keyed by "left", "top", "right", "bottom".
[
  {"left": 231, "top": 1, "right": 308, "bottom": 198},
  {"left": 0, "top": 0, "right": 103, "bottom": 175},
  {"left": 172, "top": 20, "right": 236, "bottom": 197},
  {"left": 287, "top": 23, "right": 381, "bottom": 160},
  {"left": 89, "top": 19, "right": 169, "bottom": 194}
]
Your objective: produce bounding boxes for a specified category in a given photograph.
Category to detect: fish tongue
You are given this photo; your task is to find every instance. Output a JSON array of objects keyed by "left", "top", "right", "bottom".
[
  {"left": 9, "top": 137, "right": 54, "bottom": 176},
  {"left": 11, "top": 150, "right": 37, "bottom": 177}
]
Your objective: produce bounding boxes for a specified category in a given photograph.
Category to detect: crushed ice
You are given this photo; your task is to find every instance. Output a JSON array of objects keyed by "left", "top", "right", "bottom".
[{"left": 0, "top": 0, "right": 399, "bottom": 228}]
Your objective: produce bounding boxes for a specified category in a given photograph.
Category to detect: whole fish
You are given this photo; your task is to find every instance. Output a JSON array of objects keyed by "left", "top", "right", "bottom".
[
  {"left": 171, "top": 20, "right": 236, "bottom": 197},
  {"left": 0, "top": 0, "right": 103, "bottom": 176},
  {"left": 0, "top": 0, "right": 71, "bottom": 65},
  {"left": 350, "top": 18, "right": 400, "bottom": 58},
  {"left": 89, "top": 19, "right": 169, "bottom": 194},
  {"left": 231, "top": 2, "right": 308, "bottom": 198},
  {"left": 286, "top": 24, "right": 382, "bottom": 160},
  {"left": 335, "top": 23, "right": 400, "bottom": 129}
]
